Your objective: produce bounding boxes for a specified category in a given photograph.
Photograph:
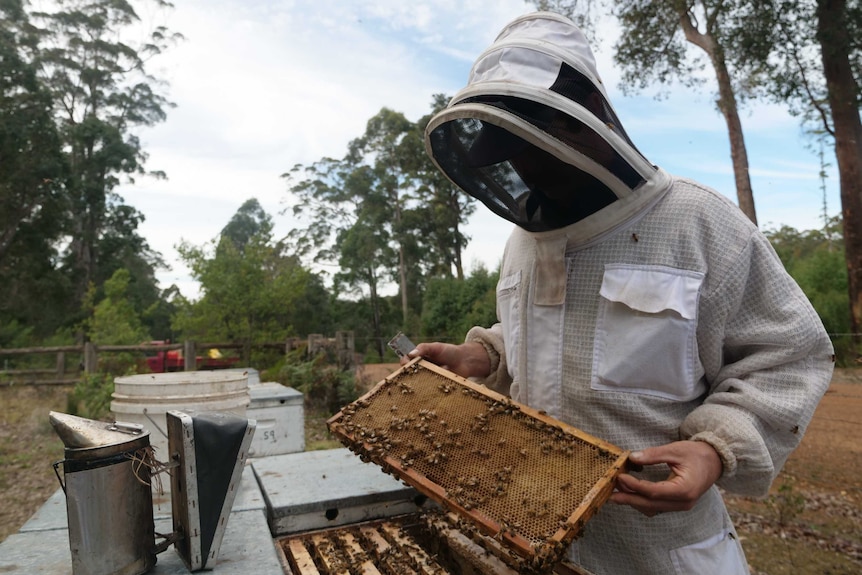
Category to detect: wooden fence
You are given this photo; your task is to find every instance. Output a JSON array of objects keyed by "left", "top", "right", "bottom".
[{"left": 0, "top": 332, "right": 355, "bottom": 386}]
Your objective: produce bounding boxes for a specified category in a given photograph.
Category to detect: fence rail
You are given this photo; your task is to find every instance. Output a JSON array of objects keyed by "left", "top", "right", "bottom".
[{"left": 0, "top": 333, "right": 355, "bottom": 386}]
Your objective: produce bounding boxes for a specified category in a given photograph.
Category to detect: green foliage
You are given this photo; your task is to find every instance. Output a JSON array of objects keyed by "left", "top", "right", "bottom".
[
  {"left": 68, "top": 268, "right": 150, "bottom": 419},
  {"left": 765, "top": 220, "right": 853, "bottom": 363},
  {"left": 766, "top": 476, "right": 807, "bottom": 526},
  {"left": 221, "top": 198, "right": 274, "bottom": 250},
  {"left": 28, "top": 0, "right": 178, "bottom": 316},
  {"left": 82, "top": 268, "right": 151, "bottom": 374},
  {"left": 0, "top": 1, "right": 69, "bottom": 339},
  {"left": 84, "top": 269, "right": 151, "bottom": 343},
  {"left": 284, "top": 97, "right": 476, "bottom": 354},
  {"left": 271, "top": 349, "right": 358, "bottom": 413},
  {"left": 174, "top": 200, "right": 332, "bottom": 348},
  {"left": 420, "top": 264, "right": 500, "bottom": 341},
  {"left": 68, "top": 372, "right": 115, "bottom": 421}
]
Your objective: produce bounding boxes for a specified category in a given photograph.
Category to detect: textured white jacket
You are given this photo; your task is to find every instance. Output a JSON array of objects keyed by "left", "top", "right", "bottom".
[
  {"left": 423, "top": 11, "right": 834, "bottom": 573},
  {"left": 466, "top": 176, "right": 834, "bottom": 574}
]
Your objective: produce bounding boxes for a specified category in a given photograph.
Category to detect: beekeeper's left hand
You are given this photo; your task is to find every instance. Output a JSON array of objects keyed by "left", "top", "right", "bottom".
[{"left": 609, "top": 441, "right": 723, "bottom": 517}]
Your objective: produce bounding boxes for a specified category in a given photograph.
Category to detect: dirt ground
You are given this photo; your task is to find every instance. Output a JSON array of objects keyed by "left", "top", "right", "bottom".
[{"left": 1, "top": 367, "right": 860, "bottom": 574}]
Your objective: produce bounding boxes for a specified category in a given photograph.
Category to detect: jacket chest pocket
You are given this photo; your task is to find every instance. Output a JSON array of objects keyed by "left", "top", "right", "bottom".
[{"left": 591, "top": 264, "right": 705, "bottom": 400}]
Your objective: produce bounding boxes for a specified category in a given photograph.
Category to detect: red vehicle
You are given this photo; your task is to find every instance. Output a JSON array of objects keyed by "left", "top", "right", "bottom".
[{"left": 144, "top": 342, "right": 241, "bottom": 373}]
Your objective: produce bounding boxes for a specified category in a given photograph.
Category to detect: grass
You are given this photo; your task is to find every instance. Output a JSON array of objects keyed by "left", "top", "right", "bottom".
[{"left": 304, "top": 406, "right": 343, "bottom": 451}]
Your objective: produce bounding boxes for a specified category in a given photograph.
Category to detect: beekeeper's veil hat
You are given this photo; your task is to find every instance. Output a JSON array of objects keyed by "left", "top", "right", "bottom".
[{"left": 425, "top": 12, "right": 668, "bottom": 232}]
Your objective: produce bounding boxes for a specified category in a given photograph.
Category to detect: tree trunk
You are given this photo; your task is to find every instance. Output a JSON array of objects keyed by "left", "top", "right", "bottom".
[
  {"left": 367, "top": 267, "right": 385, "bottom": 358},
  {"left": 449, "top": 190, "right": 465, "bottom": 280},
  {"left": 816, "top": 0, "right": 862, "bottom": 345},
  {"left": 679, "top": 13, "right": 758, "bottom": 226},
  {"left": 711, "top": 49, "right": 758, "bottom": 226},
  {"left": 394, "top": 192, "right": 409, "bottom": 324},
  {"left": 398, "top": 244, "right": 409, "bottom": 324}
]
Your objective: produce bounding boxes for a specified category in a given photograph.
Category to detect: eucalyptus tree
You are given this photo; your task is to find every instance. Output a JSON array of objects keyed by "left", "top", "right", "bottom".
[
  {"left": 286, "top": 107, "right": 435, "bottom": 344},
  {"left": 346, "top": 108, "right": 419, "bottom": 325},
  {"left": 285, "top": 152, "right": 398, "bottom": 357},
  {"left": 30, "top": 0, "right": 179, "bottom": 307},
  {"left": 532, "top": 0, "right": 761, "bottom": 225},
  {"left": 0, "top": 0, "right": 65, "bottom": 264},
  {"left": 175, "top": 203, "right": 329, "bottom": 349},
  {"left": 0, "top": 0, "right": 69, "bottom": 339},
  {"left": 94, "top": 196, "right": 166, "bottom": 322},
  {"left": 286, "top": 100, "right": 483, "bottom": 354},
  {"left": 749, "top": 0, "right": 862, "bottom": 342},
  {"left": 221, "top": 198, "right": 273, "bottom": 251},
  {"left": 401, "top": 94, "right": 476, "bottom": 281}
]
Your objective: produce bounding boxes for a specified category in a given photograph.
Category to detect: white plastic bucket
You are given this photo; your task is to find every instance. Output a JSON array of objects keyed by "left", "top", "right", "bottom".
[{"left": 110, "top": 370, "right": 250, "bottom": 463}]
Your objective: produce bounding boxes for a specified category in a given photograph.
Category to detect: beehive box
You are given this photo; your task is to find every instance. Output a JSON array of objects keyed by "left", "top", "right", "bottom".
[
  {"left": 247, "top": 382, "right": 304, "bottom": 457},
  {"left": 278, "top": 511, "right": 595, "bottom": 575},
  {"left": 327, "top": 359, "right": 630, "bottom": 572}
]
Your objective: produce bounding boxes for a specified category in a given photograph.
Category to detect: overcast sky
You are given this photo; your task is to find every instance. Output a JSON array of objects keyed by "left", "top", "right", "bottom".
[{"left": 115, "top": 0, "right": 840, "bottom": 299}]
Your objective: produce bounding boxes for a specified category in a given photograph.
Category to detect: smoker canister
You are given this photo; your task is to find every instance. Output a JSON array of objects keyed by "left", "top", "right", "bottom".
[{"left": 53, "top": 415, "right": 156, "bottom": 575}]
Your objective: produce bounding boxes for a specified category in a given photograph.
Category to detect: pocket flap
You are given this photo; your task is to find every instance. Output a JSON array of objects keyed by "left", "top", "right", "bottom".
[
  {"left": 599, "top": 265, "right": 703, "bottom": 319},
  {"left": 497, "top": 270, "right": 522, "bottom": 293}
]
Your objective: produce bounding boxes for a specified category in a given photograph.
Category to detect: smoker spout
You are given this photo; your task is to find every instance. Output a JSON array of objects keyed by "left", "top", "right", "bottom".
[{"left": 49, "top": 411, "right": 144, "bottom": 449}]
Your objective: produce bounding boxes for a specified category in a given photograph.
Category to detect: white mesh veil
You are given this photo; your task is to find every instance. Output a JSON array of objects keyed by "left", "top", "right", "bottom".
[{"left": 425, "top": 13, "right": 660, "bottom": 232}]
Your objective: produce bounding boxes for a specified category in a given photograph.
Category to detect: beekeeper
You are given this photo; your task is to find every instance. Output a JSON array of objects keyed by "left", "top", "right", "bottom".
[{"left": 411, "top": 11, "right": 834, "bottom": 574}]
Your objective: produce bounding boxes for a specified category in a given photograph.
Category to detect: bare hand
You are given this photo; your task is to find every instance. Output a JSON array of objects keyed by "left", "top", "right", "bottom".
[
  {"left": 402, "top": 341, "right": 491, "bottom": 380},
  {"left": 609, "top": 440, "right": 723, "bottom": 517}
]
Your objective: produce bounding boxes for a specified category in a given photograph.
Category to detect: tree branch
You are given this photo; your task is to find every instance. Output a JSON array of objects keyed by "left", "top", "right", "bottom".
[{"left": 679, "top": 7, "right": 715, "bottom": 54}]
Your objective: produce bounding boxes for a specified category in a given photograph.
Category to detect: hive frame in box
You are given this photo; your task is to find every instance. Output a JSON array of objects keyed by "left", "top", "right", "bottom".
[
  {"left": 327, "top": 358, "right": 631, "bottom": 571},
  {"left": 276, "top": 512, "right": 595, "bottom": 575}
]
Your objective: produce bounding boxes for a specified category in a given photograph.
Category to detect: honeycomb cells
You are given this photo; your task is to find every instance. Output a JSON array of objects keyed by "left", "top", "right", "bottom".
[{"left": 331, "top": 361, "right": 625, "bottom": 558}]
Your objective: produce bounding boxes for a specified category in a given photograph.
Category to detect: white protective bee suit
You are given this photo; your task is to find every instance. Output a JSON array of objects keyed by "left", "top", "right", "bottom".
[{"left": 424, "top": 12, "right": 834, "bottom": 575}]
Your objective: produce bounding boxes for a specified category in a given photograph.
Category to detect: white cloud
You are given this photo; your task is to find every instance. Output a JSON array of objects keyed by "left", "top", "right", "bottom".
[{"left": 114, "top": 1, "right": 839, "bottom": 299}]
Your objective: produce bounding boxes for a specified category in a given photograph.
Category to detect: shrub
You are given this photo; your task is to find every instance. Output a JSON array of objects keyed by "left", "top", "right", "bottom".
[{"left": 68, "top": 372, "right": 115, "bottom": 420}]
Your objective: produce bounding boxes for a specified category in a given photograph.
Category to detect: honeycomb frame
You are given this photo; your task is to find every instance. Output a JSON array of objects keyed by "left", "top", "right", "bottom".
[{"left": 327, "top": 358, "right": 630, "bottom": 569}]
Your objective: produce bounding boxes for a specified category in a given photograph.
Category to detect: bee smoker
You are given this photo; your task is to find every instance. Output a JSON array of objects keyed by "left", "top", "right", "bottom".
[
  {"left": 50, "top": 410, "right": 256, "bottom": 575},
  {"left": 51, "top": 412, "right": 156, "bottom": 575}
]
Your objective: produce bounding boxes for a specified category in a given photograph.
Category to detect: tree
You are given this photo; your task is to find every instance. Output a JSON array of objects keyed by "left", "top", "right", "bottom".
[
  {"left": 0, "top": 0, "right": 70, "bottom": 340},
  {"left": 72, "top": 267, "right": 150, "bottom": 417},
  {"left": 285, "top": 155, "right": 394, "bottom": 357},
  {"left": 285, "top": 108, "right": 431, "bottom": 355},
  {"left": 0, "top": 0, "right": 65, "bottom": 264},
  {"left": 812, "top": 0, "right": 862, "bottom": 346},
  {"left": 221, "top": 198, "right": 273, "bottom": 250},
  {"left": 30, "top": 0, "right": 179, "bottom": 309},
  {"left": 175, "top": 201, "right": 330, "bottom": 354},
  {"left": 81, "top": 267, "right": 151, "bottom": 373},
  {"left": 286, "top": 99, "right": 479, "bottom": 355},
  {"left": 401, "top": 94, "right": 476, "bottom": 281},
  {"left": 345, "top": 108, "right": 416, "bottom": 324},
  {"left": 420, "top": 264, "right": 499, "bottom": 342},
  {"left": 83, "top": 267, "right": 151, "bottom": 346},
  {"left": 741, "top": 0, "right": 862, "bottom": 345},
  {"left": 765, "top": 219, "right": 850, "bottom": 361},
  {"left": 531, "top": 0, "right": 760, "bottom": 224}
]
